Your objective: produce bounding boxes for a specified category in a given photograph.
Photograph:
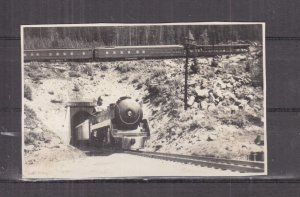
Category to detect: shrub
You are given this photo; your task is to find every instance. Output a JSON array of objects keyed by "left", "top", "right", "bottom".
[
  {"left": 210, "top": 60, "right": 218, "bottom": 67},
  {"left": 27, "top": 72, "right": 45, "bottom": 83},
  {"left": 100, "top": 64, "right": 108, "bottom": 71},
  {"left": 25, "top": 129, "right": 56, "bottom": 145},
  {"left": 189, "top": 120, "right": 201, "bottom": 130},
  {"left": 179, "top": 110, "right": 193, "bottom": 122},
  {"left": 152, "top": 67, "right": 167, "bottom": 78},
  {"left": 28, "top": 62, "right": 39, "bottom": 70},
  {"left": 50, "top": 94, "right": 63, "bottom": 103},
  {"left": 50, "top": 99, "right": 63, "bottom": 103},
  {"left": 246, "top": 114, "right": 263, "bottom": 127},
  {"left": 206, "top": 70, "right": 215, "bottom": 78},
  {"left": 131, "top": 74, "right": 142, "bottom": 83},
  {"left": 220, "top": 111, "right": 246, "bottom": 128},
  {"left": 97, "top": 96, "right": 103, "bottom": 106},
  {"left": 69, "top": 62, "right": 79, "bottom": 71},
  {"left": 249, "top": 58, "right": 263, "bottom": 87},
  {"left": 154, "top": 145, "right": 162, "bottom": 151},
  {"left": 190, "top": 63, "right": 200, "bottom": 74},
  {"left": 24, "top": 105, "right": 37, "bottom": 122},
  {"left": 122, "top": 76, "right": 129, "bottom": 81},
  {"left": 132, "top": 78, "right": 139, "bottom": 84},
  {"left": 84, "top": 64, "right": 93, "bottom": 76},
  {"left": 69, "top": 71, "right": 81, "bottom": 78},
  {"left": 157, "top": 132, "right": 164, "bottom": 140},
  {"left": 136, "top": 83, "right": 143, "bottom": 90},
  {"left": 205, "top": 125, "right": 215, "bottom": 131},
  {"left": 48, "top": 91, "right": 54, "bottom": 95},
  {"left": 73, "top": 84, "right": 80, "bottom": 92},
  {"left": 24, "top": 105, "right": 38, "bottom": 129},
  {"left": 24, "top": 85, "right": 32, "bottom": 100},
  {"left": 152, "top": 95, "right": 167, "bottom": 106},
  {"left": 24, "top": 131, "right": 38, "bottom": 145},
  {"left": 116, "top": 64, "right": 134, "bottom": 73}
]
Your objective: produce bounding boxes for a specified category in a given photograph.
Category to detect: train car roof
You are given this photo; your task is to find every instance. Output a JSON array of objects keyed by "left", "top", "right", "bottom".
[
  {"left": 24, "top": 48, "right": 93, "bottom": 52},
  {"left": 24, "top": 44, "right": 250, "bottom": 52},
  {"left": 199, "top": 44, "right": 250, "bottom": 47},
  {"left": 95, "top": 45, "right": 183, "bottom": 49}
]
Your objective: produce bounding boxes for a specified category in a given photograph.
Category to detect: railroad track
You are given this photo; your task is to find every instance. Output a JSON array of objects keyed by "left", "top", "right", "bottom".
[{"left": 125, "top": 150, "right": 264, "bottom": 173}]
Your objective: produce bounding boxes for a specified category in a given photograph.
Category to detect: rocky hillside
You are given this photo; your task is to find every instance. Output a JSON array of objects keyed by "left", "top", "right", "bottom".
[
  {"left": 24, "top": 104, "right": 85, "bottom": 167},
  {"left": 24, "top": 45, "right": 264, "bottom": 164},
  {"left": 142, "top": 47, "right": 264, "bottom": 160}
]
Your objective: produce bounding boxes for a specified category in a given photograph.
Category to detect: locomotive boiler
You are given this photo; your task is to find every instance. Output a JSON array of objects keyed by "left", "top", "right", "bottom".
[{"left": 74, "top": 97, "right": 150, "bottom": 150}]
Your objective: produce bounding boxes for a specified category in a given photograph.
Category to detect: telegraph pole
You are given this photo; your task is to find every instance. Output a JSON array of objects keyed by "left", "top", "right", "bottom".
[
  {"left": 184, "top": 30, "right": 195, "bottom": 110},
  {"left": 184, "top": 42, "right": 189, "bottom": 110}
]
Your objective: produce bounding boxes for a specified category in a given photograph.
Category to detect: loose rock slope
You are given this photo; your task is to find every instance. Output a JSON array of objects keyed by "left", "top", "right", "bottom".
[{"left": 24, "top": 45, "right": 264, "bottom": 168}]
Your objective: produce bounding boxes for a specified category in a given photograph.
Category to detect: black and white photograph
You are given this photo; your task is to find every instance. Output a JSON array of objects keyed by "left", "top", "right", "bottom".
[{"left": 22, "top": 22, "right": 266, "bottom": 178}]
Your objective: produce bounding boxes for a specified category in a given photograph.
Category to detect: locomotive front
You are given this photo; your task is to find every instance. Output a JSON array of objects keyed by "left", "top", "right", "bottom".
[
  {"left": 111, "top": 97, "right": 150, "bottom": 149},
  {"left": 113, "top": 97, "right": 143, "bottom": 130}
]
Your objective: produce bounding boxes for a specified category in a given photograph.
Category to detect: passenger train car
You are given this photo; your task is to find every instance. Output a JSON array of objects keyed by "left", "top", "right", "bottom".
[
  {"left": 24, "top": 48, "right": 94, "bottom": 61},
  {"left": 23, "top": 44, "right": 250, "bottom": 61},
  {"left": 74, "top": 97, "right": 150, "bottom": 150}
]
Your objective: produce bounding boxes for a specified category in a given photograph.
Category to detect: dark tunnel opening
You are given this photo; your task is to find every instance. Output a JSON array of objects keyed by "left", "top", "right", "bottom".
[{"left": 70, "top": 111, "right": 91, "bottom": 146}]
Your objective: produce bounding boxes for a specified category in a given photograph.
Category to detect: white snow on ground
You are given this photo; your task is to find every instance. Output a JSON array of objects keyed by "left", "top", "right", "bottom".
[{"left": 23, "top": 153, "right": 250, "bottom": 179}]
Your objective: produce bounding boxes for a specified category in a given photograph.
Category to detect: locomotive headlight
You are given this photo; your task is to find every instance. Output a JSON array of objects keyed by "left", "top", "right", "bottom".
[{"left": 127, "top": 110, "right": 133, "bottom": 117}]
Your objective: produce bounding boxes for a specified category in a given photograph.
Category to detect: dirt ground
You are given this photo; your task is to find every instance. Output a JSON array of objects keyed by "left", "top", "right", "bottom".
[{"left": 23, "top": 152, "right": 250, "bottom": 179}]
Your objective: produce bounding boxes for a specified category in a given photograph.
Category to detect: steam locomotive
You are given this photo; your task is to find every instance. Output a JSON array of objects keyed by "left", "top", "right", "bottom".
[
  {"left": 74, "top": 97, "right": 150, "bottom": 150},
  {"left": 23, "top": 44, "right": 250, "bottom": 61}
]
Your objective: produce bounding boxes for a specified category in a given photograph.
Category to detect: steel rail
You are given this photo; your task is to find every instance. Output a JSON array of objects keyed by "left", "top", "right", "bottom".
[{"left": 125, "top": 150, "right": 264, "bottom": 173}]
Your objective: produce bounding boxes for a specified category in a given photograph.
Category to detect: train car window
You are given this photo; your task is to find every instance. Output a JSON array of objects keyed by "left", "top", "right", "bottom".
[
  {"left": 120, "top": 51, "right": 123, "bottom": 54},
  {"left": 105, "top": 51, "right": 109, "bottom": 54},
  {"left": 113, "top": 51, "right": 116, "bottom": 54},
  {"left": 142, "top": 50, "right": 145, "bottom": 54},
  {"left": 49, "top": 53, "right": 52, "bottom": 56},
  {"left": 136, "top": 50, "right": 139, "bottom": 54},
  {"left": 70, "top": 52, "right": 74, "bottom": 56},
  {"left": 63, "top": 52, "right": 67, "bottom": 56},
  {"left": 56, "top": 52, "right": 60, "bottom": 56},
  {"left": 24, "top": 53, "right": 27, "bottom": 56},
  {"left": 128, "top": 51, "right": 131, "bottom": 54},
  {"left": 82, "top": 52, "right": 85, "bottom": 55},
  {"left": 30, "top": 53, "right": 34, "bottom": 56},
  {"left": 36, "top": 53, "right": 39, "bottom": 56}
]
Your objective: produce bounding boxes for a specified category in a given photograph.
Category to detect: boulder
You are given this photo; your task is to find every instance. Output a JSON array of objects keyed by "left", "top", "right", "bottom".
[
  {"left": 192, "top": 102, "right": 199, "bottom": 109},
  {"left": 223, "top": 92, "right": 236, "bottom": 100},
  {"left": 54, "top": 66, "right": 67, "bottom": 72},
  {"left": 198, "top": 59, "right": 209, "bottom": 64},
  {"left": 220, "top": 82, "right": 227, "bottom": 89},
  {"left": 207, "top": 104, "right": 216, "bottom": 111},
  {"left": 195, "top": 87, "right": 209, "bottom": 98},
  {"left": 229, "top": 62, "right": 239, "bottom": 67},
  {"left": 254, "top": 135, "right": 264, "bottom": 145},
  {"left": 201, "top": 100, "right": 208, "bottom": 110},
  {"left": 229, "top": 136, "right": 235, "bottom": 141},
  {"left": 207, "top": 134, "right": 217, "bottom": 141},
  {"left": 226, "top": 83, "right": 233, "bottom": 88},
  {"left": 246, "top": 94, "right": 254, "bottom": 101},
  {"left": 239, "top": 99, "right": 248, "bottom": 106},
  {"left": 229, "top": 105, "right": 239, "bottom": 112},
  {"left": 188, "top": 96, "right": 195, "bottom": 106},
  {"left": 254, "top": 104, "right": 261, "bottom": 111},
  {"left": 25, "top": 145, "right": 35, "bottom": 152},
  {"left": 214, "top": 88, "right": 223, "bottom": 98}
]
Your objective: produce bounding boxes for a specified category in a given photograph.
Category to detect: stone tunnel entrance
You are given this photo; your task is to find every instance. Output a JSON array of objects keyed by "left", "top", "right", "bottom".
[{"left": 65, "top": 101, "right": 96, "bottom": 146}]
